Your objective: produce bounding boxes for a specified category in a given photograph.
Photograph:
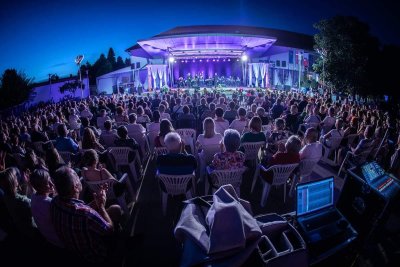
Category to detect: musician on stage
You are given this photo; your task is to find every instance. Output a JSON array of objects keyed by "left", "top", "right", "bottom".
[
  {"left": 213, "top": 73, "right": 218, "bottom": 89},
  {"left": 187, "top": 73, "right": 192, "bottom": 88}
]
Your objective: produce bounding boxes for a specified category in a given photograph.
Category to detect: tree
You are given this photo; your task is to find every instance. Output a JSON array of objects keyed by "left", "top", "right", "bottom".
[
  {"left": 93, "top": 54, "right": 112, "bottom": 77},
  {"left": 124, "top": 57, "right": 131, "bottom": 67},
  {"left": 115, "top": 56, "right": 126, "bottom": 70},
  {"left": 107, "top": 48, "right": 116, "bottom": 69},
  {"left": 0, "top": 69, "right": 34, "bottom": 109},
  {"left": 313, "top": 16, "right": 380, "bottom": 95}
]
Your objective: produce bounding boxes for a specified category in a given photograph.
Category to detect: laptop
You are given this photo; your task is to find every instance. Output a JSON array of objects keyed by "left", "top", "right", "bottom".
[{"left": 296, "top": 177, "right": 346, "bottom": 241}]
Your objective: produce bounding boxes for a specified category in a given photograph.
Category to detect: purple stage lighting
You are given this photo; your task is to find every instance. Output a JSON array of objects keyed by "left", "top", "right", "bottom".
[
  {"left": 206, "top": 59, "right": 209, "bottom": 62},
  {"left": 193, "top": 59, "right": 195, "bottom": 62},
  {"left": 228, "top": 59, "right": 231, "bottom": 61},
  {"left": 213, "top": 59, "right": 215, "bottom": 62}
]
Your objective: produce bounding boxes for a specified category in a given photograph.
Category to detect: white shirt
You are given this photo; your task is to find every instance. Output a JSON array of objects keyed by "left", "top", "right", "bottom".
[
  {"left": 126, "top": 123, "right": 146, "bottom": 137},
  {"left": 80, "top": 109, "right": 93, "bottom": 119},
  {"left": 160, "top": 112, "right": 171, "bottom": 121},
  {"left": 31, "top": 194, "right": 63, "bottom": 247},
  {"left": 214, "top": 119, "right": 229, "bottom": 135},
  {"left": 322, "top": 116, "right": 336, "bottom": 128},
  {"left": 230, "top": 119, "right": 248, "bottom": 134},
  {"left": 197, "top": 133, "right": 223, "bottom": 147},
  {"left": 300, "top": 142, "right": 323, "bottom": 160},
  {"left": 147, "top": 122, "right": 160, "bottom": 134}
]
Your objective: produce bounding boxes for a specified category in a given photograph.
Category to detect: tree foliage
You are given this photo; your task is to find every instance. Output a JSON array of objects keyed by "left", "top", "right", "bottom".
[
  {"left": 80, "top": 47, "right": 131, "bottom": 85},
  {"left": 0, "top": 69, "right": 34, "bottom": 109},
  {"left": 313, "top": 16, "right": 380, "bottom": 95}
]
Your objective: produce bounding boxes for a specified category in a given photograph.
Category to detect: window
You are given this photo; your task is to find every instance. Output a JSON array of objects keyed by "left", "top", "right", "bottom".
[
  {"left": 136, "top": 62, "right": 140, "bottom": 69},
  {"left": 276, "top": 60, "right": 280, "bottom": 67},
  {"left": 282, "top": 61, "right": 286, "bottom": 67}
]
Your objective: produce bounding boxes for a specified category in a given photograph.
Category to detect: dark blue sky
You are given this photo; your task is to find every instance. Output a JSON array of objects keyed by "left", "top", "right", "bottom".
[{"left": 1, "top": 0, "right": 399, "bottom": 82}]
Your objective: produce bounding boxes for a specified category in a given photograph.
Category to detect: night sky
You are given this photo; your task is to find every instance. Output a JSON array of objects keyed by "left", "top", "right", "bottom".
[{"left": 1, "top": 0, "right": 399, "bottom": 82}]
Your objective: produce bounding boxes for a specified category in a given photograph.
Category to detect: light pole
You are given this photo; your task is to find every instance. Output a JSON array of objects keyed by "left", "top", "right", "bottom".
[
  {"left": 297, "top": 52, "right": 303, "bottom": 89},
  {"left": 75, "top": 55, "right": 84, "bottom": 98}
]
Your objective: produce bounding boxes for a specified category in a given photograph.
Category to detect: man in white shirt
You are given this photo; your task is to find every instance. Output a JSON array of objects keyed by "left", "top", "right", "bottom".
[
  {"left": 126, "top": 113, "right": 146, "bottom": 138},
  {"left": 300, "top": 127, "right": 322, "bottom": 160},
  {"left": 159, "top": 104, "right": 171, "bottom": 121}
]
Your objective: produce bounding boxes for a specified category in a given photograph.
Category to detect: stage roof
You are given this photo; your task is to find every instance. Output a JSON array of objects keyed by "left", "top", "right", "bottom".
[{"left": 126, "top": 25, "right": 314, "bottom": 59}]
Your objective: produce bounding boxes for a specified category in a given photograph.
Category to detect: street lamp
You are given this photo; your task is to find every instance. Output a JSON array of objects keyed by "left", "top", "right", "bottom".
[
  {"left": 316, "top": 48, "right": 327, "bottom": 90},
  {"left": 75, "top": 55, "right": 84, "bottom": 98},
  {"left": 297, "top": 51, "right": 303, "bottom": 89}
]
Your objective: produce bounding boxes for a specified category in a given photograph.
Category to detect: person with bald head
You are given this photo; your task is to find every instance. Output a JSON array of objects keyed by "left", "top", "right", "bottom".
[{"left": 156, "top": 132, "right": 197, "bottom": 175}]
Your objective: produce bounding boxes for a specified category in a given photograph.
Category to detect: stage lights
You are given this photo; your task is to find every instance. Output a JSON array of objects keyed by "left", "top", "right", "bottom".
[
  {"left": 168, "top": 56, "right": 175, "bottom": 63},
  {"left": 241, "top": 54, "right": 248, "bottom": 61}
]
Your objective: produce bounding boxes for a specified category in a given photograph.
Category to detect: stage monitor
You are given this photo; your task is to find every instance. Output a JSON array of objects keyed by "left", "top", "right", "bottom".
[{"left": 296, "top": 177, "right": 335, "bottom": 217}]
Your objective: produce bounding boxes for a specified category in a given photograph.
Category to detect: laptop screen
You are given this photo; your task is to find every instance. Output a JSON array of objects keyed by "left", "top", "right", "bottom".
[{"left": 296, "top": 177, "right": 335, "bottom": 216}]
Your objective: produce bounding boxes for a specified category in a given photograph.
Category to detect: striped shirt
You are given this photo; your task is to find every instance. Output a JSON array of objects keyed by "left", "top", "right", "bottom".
[{"left": 51, "top": 196, "right": 113, "bottom": 262}]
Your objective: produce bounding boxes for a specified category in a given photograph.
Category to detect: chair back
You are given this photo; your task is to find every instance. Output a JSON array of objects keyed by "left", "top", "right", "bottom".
[
  {"left": 299, "top": 158, "right": 319, "bottom": 177},
  {"left": 154, "top": 146, "right": 168, "bottom": 157},
  {"left": 130, "top": 132, "right": 147, "bottom": 156},
  {"left": 210, "top": 167, "right": 247, "bottom": 189},
  {"left": 242, "top": 141, "right": 265, "bottom": 161},
  {"left": 264, "top": 163, "right": 299, "bottom": 186},
  {"left": 176, "top": 128, "right": 196, "bottom": 150},
  {"left": 328, "top": 136, "right": 343, "bottom": 150},
  {"left": 147, "top": 131, "right": 159, "bottom": 150},
  {"left": 109, "top": 147, "right": 132, "bottom": 165},
  {"left": 157, "top": 173, "right": 194, "bottom": 196}
]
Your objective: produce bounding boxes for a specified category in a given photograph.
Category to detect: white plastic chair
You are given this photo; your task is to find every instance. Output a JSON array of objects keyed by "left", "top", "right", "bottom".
[
  {"left": 157, "top": 172, "right": 195, "bottom": 215},
  {"left": 83, "top": 173, "right": 135, "bottom": 214},
  {"left": 258, "top": 163, "right": 299, "bottom": 207},
  {"left": 108, "top": 147, "right": 141, "bottom": 182},
  {"left": 206, "top": 167, "right": 247, "bottom": 196},
  {"left": 129, "top": 132, "right": 150, "bottom": 162},
  {"left": 320, "top": 136, "right": 342, "bottom": 166},
  {"left": 242, "top": 141, "right": 265, "bottom": 163},
  {"left": 289, "top": 158, "right": 320, "bottom": 197},
  {"left": 154, "top": 146, "right": 168, "bottom": 159},
  {"left": 147, "top": 131, "right": 159, "bottom": 151},
  {"left": 176, "top": 128, "right": 196, "bottom": 154},
  {"left": 198, "top": 144, "right": 220, "bottom": 182}
]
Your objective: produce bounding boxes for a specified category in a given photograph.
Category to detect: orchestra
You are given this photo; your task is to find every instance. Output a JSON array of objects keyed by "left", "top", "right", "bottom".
[{"left": 177, "top": 72, "right": 241, "bottom": 88}]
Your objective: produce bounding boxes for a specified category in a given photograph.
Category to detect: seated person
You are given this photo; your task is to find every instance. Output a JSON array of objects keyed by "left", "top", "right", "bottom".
[
  {"left": 0, "top": 167, "right": 36, "bottom": 239},
  {"left": 96, "top": 109, "right": 111, "bottom": 130},
  {"left": 299, "top": 127, "right": 322, "bottom": 161},
  {"left": 241, "top": 116, "right": 267, "bottom": 144},
  {"left": 320, "top": 107, "right": 336, "bottom": 134},
  {"left": 30, "top": 169, "right": 63, "bottom": 247},
  {"left": 136, "top": 106, "right": 150, "bottom": 124},
  {"left": 214, "top": 107, "right": 229, "bottom": 135},
  {"left": 267, "top": 118, "right": 289, "bottom": 154},
  {"left": 114, "top": 126, "right": 140, "bottom": 160},
  {"left": 284, "top": 104, "right": 299, "bottom": 133},
  {"left": 80, "top": 117, "right": 100, "bottom": 138},
  {"left": 158, "top": 104, "right": 171, "bottom": 121},
  {"left": 256, "top": 107, "right": 269, "bottom": 125},
  {"left": 223, "top": 101, "right": 237, "bottom": 123},
  {"left": 196, "top": 118, "right": 223, "bottom": 150},
  {"left": 210, "top": 129, "right": 245, "bottom": 170},
  {"left": 81, "top": 128, "right": 105, "bottom": 152},
  {"left": 147, "top": 111, "right": 161, "bottom": 134},
  {"left": 126, "top": 113, "right": 146, "bottom": 137},
  {"left": 261, "top": 136, "right": 302, "bottom": 183},
  {"left": 54, "top": 124, "right": 79, "bottom": 153},
  {"left": 155, "top": 120, "right": 175, "bottom": 148},
  {"left": 229, "top": 107, "right": 248, "bottom": 134},
  {"left": 68, "top": 109, "right": 81, "bottom": 130},
  {"left": 114, "top": 106, "right": 128, "bottom": 123},
  {"left": 177, "top": 105, "right": 195, "bottom": 128},
  {"left": 156, "top": 132, "right": 197, "bottom": 175},
  {"left": 51, "top": 166, "right": 121, "bottom": 263},
  {"left": 99, "top": 120, "right": 118, "bottom": 148},
  {"left": 321, "top": 119, "right": 344, "bottom": 148}
]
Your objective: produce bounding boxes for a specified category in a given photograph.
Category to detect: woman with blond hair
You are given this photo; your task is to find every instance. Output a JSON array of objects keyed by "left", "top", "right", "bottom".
[{"left": 196, "top": 117, "right": 223, "bottom": 150}]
